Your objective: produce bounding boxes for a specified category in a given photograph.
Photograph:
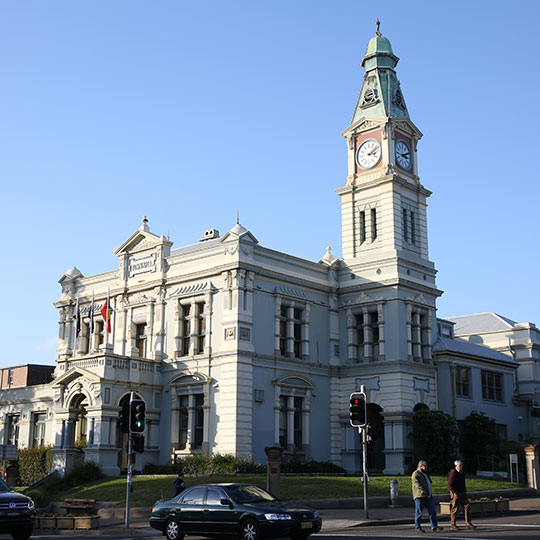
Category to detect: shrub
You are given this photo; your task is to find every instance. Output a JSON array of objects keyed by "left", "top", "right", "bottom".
[
  {"left": 460, "top": 411, "right": 498, "bottom": 471},
  {"left": 143, "top": 454, "right": 265, "bottom": 475},
  {"left": 413, "top": 409, "right": 458, "bottom": 474},
  {"left": 18, "top": 446, "right": 53, "bottom": 486},
  {"left": 281, "top": 459, "right": 346, "bottom": 474},
  {"left": 64, "top": 460, "right": 103, "bottom": 486}
]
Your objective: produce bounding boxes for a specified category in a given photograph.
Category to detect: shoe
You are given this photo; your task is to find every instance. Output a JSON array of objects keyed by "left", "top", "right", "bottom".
[
  {"left": 416, "top": 528, "right": 425, "bottom": 533},
  {"left": 431, "top": 527, "right": 444, "bottom": 532},
  {"left": 467, "top": 524, "right": 477, "bottom": 529},
  {"left": 451, "top": 525, "right": 461, "bottom": 531}
]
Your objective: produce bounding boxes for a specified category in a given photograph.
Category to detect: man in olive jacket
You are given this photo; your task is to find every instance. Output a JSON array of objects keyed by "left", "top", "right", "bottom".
[
  {"left": 448, "top": 460, "right": 476, "bottom": 531},
  {"left": 411, "top": 460, "right": 442, "bottom": 533}
]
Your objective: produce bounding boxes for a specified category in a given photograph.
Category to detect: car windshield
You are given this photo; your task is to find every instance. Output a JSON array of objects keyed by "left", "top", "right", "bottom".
[
  {"left": 0, "top": 478, "right": 11, "bottom": 492},
  {"left": 227, "top": 485, "right": 276, "bottom": 504}
]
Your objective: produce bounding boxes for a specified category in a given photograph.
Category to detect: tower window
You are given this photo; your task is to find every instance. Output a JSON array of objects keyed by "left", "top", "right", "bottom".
[
  {"left": 359, "top": 211, "right": 366, "bottom": 244},
  {"left": 403, "top": 208, "right": 409, "bottom": 243},
  {"left": 410, "top": 210, "right": 416, "bottom": 245},
  {"left": 371, "top": 208, "right": 377, "bottom": 241}
]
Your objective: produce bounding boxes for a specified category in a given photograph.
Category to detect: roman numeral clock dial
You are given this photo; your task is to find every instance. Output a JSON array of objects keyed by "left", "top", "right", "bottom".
[
  {"left": 395, "top": 139, "right": 412, "bottom": 170},
  {"left": 356, "top": 138, "right": 382, "bottom": 170}
]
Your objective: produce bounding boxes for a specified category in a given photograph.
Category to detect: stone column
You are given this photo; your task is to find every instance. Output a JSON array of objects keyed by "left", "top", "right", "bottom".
[
  {"left": 265, "top": 446, "right": 282, "bottom": 498},
  {"left": 274, "top": 297, "right": 282, "bottom": 356},
  {"left": 377, "top": 303, "right": 385, "bottom": 360},
  {"left": 346, "top": 309, "right": 357, "bottom": 363},
  {"left": 287, "top": 396, "right": 294, "bottom": 449},
  {"left": 524, "top": 444, "right": 540, "bottom": 493},
  {"left": 286, "top": 305, "right": 295, "bottom": 358}
]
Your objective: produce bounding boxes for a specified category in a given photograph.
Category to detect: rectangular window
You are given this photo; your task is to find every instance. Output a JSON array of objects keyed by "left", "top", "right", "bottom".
[
  {"left": 359, "top": 211, "right": 366, "bottom": 243},
  {"left": 279, "top": 396, "right": 288, "bottom": 447},
  {"left": 403, "top": 208, "right": 409, "bottom": 243},
  {"left": 7, "top": 369, "right": 14, "bottom": 387},
  {"left": 481, "top": 370, "right": 503, "bottom": 401},
  {"left": 193, "top": 394, "right": 204, "bottom": 449},
  {"left": 182, "top": 305, "right": 191, "bottom": 356},
  {"left": 293, "top": 397, "right": 303, "bottom": 449},
  {"left": 455, "top": 366, "right": 471, "bottom": 397},
  {"left": 80, "top": 322, "right": 90, "bottom": 354},
  {"left": 279, "top": 396, "right": 303, "bottom": 450},
  {"left": 371, "top": 208, "right": 377, "bottom": 241},
  {"left": 293, "top": 308, "right": 302, "bottom": 358},
  {"left": 96, "top": 321, "right": 104, "bottom": 347},
  {"left": 410, "top": 210, "right": 416, "bottom": 245},
  {"left": 178, "top": 395, "right": 189, "bottom": 450},
  {"left": 32, "top": 412, "right": 46, "bottom": 448},
  {"left": 135, "top": 323, "right": 147, "bottom": 358},
  {"left": 5, "top": 414, "right": 20, "bottom": 446},
  {"left": 196, "top": 302, "right": 206, "bottom": 354},
  {"left": 278, "top": 304, "right": 303, "bottom": 359}
]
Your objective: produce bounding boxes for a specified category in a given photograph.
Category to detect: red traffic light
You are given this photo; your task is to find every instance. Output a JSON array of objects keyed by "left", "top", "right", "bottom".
[{"left": 349, "top": 392, "right": 367, "bottom": 427}]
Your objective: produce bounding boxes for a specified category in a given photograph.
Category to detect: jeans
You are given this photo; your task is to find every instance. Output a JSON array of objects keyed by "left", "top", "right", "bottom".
[{"left": 414, "top": 497, "right": 438, "bottom": 530}]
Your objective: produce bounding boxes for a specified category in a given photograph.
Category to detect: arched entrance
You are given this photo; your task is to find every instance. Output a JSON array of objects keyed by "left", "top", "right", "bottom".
[
  {"left": 366, "top": 403, "right": 385, "bottom": 472},
  {"left": 69, "top": 394, "right": 89, "bottom": 448}
]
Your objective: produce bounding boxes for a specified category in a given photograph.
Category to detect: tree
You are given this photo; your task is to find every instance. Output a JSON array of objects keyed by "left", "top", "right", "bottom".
[
  {"left": 460, "top": 411, "right": 497, "bottom": 462},
  {"left": 413, "top": 409, "right": 459, "bottom": 474}
]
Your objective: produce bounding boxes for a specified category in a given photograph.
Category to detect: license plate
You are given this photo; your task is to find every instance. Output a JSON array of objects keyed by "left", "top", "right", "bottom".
[
  {"left": 7, "top": 512, "right": 20, "bottom": 516},
  {"left": 301, "top": 522, "right": 312, "bottom": 529}
]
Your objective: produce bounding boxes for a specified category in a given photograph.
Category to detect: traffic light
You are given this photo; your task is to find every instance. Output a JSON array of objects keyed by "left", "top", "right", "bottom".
[
  {"left": 132, "top": 435, "right": 145, "bottom": 453},
  {"left": 349, "top": 392, "right": 367, "bottom": 427},
  {"left": 129, "top": 399, "right": 146, "bottom": 433},
  {"left": 120, "top": 402, "right": 130, "bottom": 433}
]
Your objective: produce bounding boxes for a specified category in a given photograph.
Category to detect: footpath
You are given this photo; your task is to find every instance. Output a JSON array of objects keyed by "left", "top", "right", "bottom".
[{"left": 35, "top": 491, "right": 540, "bottom": 536}]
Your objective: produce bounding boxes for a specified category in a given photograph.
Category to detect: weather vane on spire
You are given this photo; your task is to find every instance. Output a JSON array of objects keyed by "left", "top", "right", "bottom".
[
  {"left": 236, "top": 210, "right": 240, "bottom": 225},
  {"left": 376, "top": 19, "right": 381, "bottom": 37}
]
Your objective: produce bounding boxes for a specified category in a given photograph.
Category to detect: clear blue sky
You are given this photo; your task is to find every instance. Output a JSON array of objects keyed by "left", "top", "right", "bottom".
[{"left": 1, "top": 1, "right": 539, "bottom": 367}]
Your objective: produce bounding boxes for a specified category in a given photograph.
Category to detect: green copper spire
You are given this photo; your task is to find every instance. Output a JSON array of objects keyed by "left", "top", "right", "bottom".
[{"left": 351, "top": 21, "right": 409, "bottom": 124}]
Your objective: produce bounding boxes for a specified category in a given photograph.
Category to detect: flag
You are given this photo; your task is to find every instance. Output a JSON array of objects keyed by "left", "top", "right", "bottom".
[
  {"left": 101, "top": 289, "right": 112, "bottom": 333},
  {"left": 73, "top": 293, "right": 81, "bottom": 337},
  {"left": 89, "top": 292, "right": 95, "bottom": 336}
]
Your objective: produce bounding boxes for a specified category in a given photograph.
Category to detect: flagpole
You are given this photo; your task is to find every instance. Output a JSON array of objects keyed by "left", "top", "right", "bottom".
[{"left": 106, "top": 287, "right": 110, "bottom": 344}]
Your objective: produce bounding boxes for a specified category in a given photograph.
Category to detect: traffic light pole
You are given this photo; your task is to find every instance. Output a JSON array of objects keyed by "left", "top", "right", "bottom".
[
  {"left": 125, "top": 434, "right": 132, "bottom": 528},
  {"left": 360, "top": 426, "right": 369, "bottom": 519}
]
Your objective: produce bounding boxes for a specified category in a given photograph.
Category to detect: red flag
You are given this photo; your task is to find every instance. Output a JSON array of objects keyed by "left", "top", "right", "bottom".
[{"left": 101, "top": 297, "right": 111, "bottom": 333}]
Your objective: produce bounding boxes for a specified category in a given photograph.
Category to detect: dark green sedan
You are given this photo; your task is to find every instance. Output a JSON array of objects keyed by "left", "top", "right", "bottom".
[{"left": 149, "top": 483, "right": 322, "bottom": 540}]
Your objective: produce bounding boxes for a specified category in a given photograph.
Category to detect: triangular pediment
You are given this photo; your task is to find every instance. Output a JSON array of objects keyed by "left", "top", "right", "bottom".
[
  {"left": 52, "top": 367, "right": 101, "bottom": 388},
  {"left": 114, "top": 229, "right": 172, "bottom": 257}
]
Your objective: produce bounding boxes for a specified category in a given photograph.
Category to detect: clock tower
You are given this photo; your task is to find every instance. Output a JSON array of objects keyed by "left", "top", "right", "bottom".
[
  {"left": 337, "top": 24, "right": 438, "bottom": 294},
  {"left": 334, "top": 24, "right": 442, "bottom": 475}
]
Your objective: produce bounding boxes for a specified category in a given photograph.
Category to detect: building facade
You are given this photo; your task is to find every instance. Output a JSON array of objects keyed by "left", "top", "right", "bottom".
[{"left": 1, "top": 29, "right": 539, "bottom": 477}]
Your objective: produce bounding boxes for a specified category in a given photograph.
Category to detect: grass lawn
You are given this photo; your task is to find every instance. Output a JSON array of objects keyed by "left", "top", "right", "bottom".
[{"left": 28, "top": 475, "right": 525, "bottom": 508}]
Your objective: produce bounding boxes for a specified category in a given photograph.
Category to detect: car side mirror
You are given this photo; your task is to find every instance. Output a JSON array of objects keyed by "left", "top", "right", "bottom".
[{"left": 220, "top": 498, "right": 233, "bottom": 508}]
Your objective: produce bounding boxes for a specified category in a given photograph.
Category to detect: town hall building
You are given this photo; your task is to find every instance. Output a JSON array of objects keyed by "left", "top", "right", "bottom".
[{"left": 1, "top": 28, "right": 539, "bottom": 477}]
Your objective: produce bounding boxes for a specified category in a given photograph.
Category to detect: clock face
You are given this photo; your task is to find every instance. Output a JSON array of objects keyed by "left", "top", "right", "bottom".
[
  {"left": 356, "top": 138, "right": 382, "bottom": 170},
  {"left": 395, "top": 139, "right": 412, "bottom": 170}
]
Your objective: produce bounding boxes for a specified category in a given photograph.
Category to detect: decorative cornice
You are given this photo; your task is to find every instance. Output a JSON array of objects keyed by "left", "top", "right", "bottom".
[
  {"left": 340, "top": 292, "right": 385, "bottom": 308},
  {"left": 167, "top": 281, "right": 212, "bottom": 299},
  {"left": 275, "top": 286, "right": 312, "bottom": 302}
]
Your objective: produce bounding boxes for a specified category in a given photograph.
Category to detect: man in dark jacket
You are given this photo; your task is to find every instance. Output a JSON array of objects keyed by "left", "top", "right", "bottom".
[
  {"left": 448, "top": 460, "right": 476, "bottom": 531},
  {"left": 174, "top": 472, "right": 185, "bottom": 496}
]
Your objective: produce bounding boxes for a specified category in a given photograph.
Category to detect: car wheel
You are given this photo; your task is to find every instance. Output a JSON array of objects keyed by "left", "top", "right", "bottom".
[
  {"left": 239, "top": 518, "right": 260, "bottom": 540},
  {"left": 165, "top": 518, "right": 184, "bottom": 540},
  {"left": 11, "top": 529, "right": 33, "bottom": 540}
]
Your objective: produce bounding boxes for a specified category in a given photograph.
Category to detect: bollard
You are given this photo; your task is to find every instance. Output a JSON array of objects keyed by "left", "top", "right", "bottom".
[{"left": 390, "top": 479, "right": 399, "bottom": 507}]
